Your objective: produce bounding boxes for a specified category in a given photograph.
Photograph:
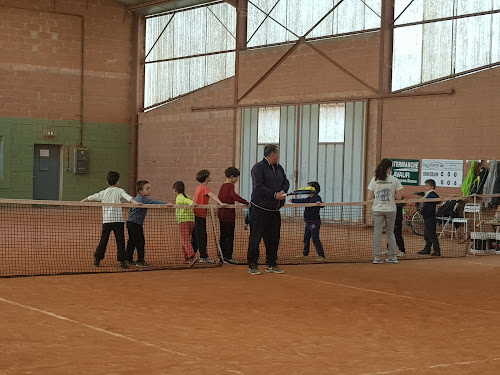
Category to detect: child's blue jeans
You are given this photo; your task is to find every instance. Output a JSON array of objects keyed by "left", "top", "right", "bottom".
[{"left": 303, "top": 221, "right": 325, "bottom": 257}]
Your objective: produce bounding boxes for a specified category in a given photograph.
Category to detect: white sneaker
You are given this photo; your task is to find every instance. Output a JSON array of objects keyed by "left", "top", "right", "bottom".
[
  {"left": 397, "top": 252, "right": 406, "bottom": 257},
  {"left": 373, "top": 257, "right": 384, "bottom": 264},
  {"left": 381, "top": 250, "right": 388, "bottom": 255},
  {"left": 199, "top": 258, "right": 215, "bottom": 264},
  {"left": 385, "top": 257, "right": 398, "bottom": 264}
]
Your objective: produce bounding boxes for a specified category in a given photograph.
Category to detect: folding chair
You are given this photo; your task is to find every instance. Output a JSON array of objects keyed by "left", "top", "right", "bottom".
[
  {"left": 452, "top": 203, "right": 481, "bottom": 239},
  {"left": 437, "top": 201, "right": 459, "bottom": 238}
]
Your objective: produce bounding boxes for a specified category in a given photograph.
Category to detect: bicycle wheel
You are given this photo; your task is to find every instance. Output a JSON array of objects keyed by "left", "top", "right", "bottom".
[{"left": 410, "top": 211, "right": 425, "bottom": 236}]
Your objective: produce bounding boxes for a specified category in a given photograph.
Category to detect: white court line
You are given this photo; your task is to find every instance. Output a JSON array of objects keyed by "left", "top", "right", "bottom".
[
  {"left": 361, "top": 357, "right": 500, "bottom": 375},
  {"left": 281, "top": 275, "right": 500, "bottom": 316},
  {"left": 0, "top": 297, "right": 244, "bottom": 375}
]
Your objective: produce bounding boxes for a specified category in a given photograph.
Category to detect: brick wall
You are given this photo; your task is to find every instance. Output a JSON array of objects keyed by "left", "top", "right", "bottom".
[
  {"left": 0, "top": 0, "right": 132, "bottom": 123},
  {"left": 0, "top": 0, "right": 134, "bottom": 199},
  {"left": 138, "top": 79, "right": 235, "bottom": 202}
]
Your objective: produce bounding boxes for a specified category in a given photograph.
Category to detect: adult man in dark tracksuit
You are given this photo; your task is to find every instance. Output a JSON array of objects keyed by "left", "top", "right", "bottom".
[{"left": 247, "top": 144, "right": 289, "bottom": 275}]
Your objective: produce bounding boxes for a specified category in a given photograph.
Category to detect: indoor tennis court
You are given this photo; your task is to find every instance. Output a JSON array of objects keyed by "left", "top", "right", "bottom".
[{"left": 2, "top": 256, "right": 500, "bottom": 374}]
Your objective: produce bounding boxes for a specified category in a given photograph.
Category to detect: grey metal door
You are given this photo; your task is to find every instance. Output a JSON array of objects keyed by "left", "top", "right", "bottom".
[{"left": 33, "top": 144, "right": 61, "bottom": 200}]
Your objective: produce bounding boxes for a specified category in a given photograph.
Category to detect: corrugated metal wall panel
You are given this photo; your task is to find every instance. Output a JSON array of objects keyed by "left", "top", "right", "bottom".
[
  {"left": 279, "top": 106, "right": 297, "bottom": 190},
  {"left": 241, "top": 102, "right": 365, "bottom": 212},
  {"left": 240, "top": 108, "right": 258, "bottom": 201}
]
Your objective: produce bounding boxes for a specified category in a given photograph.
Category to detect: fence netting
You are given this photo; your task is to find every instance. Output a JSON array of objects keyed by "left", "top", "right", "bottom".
[{"left": 1, "top": 194, "right": 499, "bottom": 277}]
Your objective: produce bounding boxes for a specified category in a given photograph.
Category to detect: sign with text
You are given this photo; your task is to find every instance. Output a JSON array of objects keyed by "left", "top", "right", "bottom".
[
  {"left": 391, "top": 159, "right": 419, "bottom": 186},
  {"left": 421, "top": 159, "right": 463, "bottom": 187}
]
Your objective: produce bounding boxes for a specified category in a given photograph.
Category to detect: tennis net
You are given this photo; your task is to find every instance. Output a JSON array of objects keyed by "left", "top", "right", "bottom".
[{"left": 1, "top": 195, "right": 498, "bottom": 277}]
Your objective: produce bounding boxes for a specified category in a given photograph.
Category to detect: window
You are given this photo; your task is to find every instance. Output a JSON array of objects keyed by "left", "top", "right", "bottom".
[
  {"left": 257, "top": 107, "right": 280, "bottom": 144},
  {"left": 144, "top": 3, "right": 236, "bottom": 109},
  {"left": 392, "top": 0, "right": 500, "bottom": 91},
  {"left": 319, "top": 103, "right": 345, "bottom": 143},
  {"left": 247, "top": 0, "right": 381, "bottom": 48}
]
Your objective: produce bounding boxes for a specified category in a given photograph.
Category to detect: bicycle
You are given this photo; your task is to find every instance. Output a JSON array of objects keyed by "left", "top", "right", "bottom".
[{"left": 402, "top": 192, "right": 425, "bottom": 236}]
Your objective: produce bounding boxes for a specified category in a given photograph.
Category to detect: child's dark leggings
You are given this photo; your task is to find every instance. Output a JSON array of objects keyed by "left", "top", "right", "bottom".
[{"left": 191, "top": 216, "right": 208, "bottom": 259}]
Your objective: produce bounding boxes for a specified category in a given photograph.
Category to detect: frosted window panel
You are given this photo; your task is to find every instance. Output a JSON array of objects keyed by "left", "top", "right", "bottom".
[
  {"left": 189, "top": 56, "right": 206, "bottom": 92},
  {"left": 247, "top": 0, "right": 267, "bottom": 46},
  {"left": 493, "top": 13, "right": 500, "bottom": 62},
  {"left": 394, "top": 0, "right": 423, "bottom": 25},
  {"left": 422, "top": 21, "right": 453, "bottom": 82},
  {"left": 307, "top": 0, "right": 335, "bottom": 39},
  {"left": 188, "top": 8, "right": 206, "bottom": 55},
  {"left": 145, "top": 15, "right": 173, "bottom": 62},
  {"left": 286, "top": 0, "right": 311, "bottom": 37},
  {"left": 423, "top": 0, "right": 454, "bottom": 20},
  {"left": 319, "top": 103, "right": 345, "bottom": 143},
  {"left": 337, "top": 0, "right": 364, "bottom": 34},
  {"left": 364, "top": 0, "right": 382, "bottom": 29},
  {"left": 457, "top": 0, "right": 493, "bottom": 15},
  {"left": 392, "top": 25, "right": 423, "bottom": 91},
  {"left": 455, "top": 15, "right": 492, "bottom": 73},
  {"left": 265, "top": 0, "right": 289, "bottom": 45},
  {"left": 258, "top": 107, "right": 280, "bottom": 144},
  {"left": 247, "top": 0, "right": 288, "bottom": 46}
]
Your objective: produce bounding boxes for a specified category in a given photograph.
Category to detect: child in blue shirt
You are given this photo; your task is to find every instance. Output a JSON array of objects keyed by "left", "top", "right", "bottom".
[
  {"left": 290, "top": 181, "right": 326, "bottom": 262},
  {"left": 126, "top": 180, "right": 167, "bottom": 267}
]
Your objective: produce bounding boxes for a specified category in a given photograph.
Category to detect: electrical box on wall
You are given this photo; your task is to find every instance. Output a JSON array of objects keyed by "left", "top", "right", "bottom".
[{"left": 74, "top": 148, "right": 89, "bottom": 174}]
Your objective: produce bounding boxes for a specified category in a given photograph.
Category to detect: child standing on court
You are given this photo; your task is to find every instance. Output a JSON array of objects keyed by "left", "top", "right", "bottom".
[
  {"left": 192, "top": 169, "right": 226, "bottom": 263},
  {"left": 173, "top": 181, "right": 198, "bottom": 266},
  {"left": 126, "top": 180, "right": 166, "bottom": 268},
  {"left": 290, "top": 182, "right": 326, "bottom": 262},
  {"left": 217, "top": 167, "right": 249, "bottom": 264},
  {"left": 81, "top": 171, "right": 141, "bottom": 269},
  {"left": 418, "top": 179, "right": 441, "bottom": 256}
]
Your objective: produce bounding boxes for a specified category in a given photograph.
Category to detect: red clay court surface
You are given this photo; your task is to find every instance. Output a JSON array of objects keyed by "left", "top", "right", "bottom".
[{"left": 2, "top": 256, "right": 500, "bottom": 375}]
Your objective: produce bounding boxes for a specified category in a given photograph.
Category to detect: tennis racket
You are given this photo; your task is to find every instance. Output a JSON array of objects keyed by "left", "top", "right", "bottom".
[{"left": 284, "top": 187, "right": 316, "bottom": 197}]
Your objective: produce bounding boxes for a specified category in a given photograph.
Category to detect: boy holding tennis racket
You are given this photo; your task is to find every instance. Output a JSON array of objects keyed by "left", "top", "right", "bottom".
[{"left": 290, "top": 182, "right": 326, "bottom": 261}]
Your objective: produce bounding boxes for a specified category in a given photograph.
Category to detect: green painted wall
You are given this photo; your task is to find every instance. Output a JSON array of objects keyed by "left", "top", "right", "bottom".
[{"left": 0, "top": 116, "right": 130, "bottom": 200}]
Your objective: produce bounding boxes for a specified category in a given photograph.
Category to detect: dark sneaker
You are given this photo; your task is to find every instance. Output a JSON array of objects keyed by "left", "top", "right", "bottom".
[
  {"left": 224, "top": 258, "right": 240, "bottom": 265},
  {"left": 93, "top": 260, "right": 100, "bottom": 267},
  {"left": 120, "top": 261, "right": 129, "bottom": 269},
  {"left": 418, "top": 249, "right": 431, "bottom": 255},
  {"left": 431, "top": 252, "right": 441, "bottom": 257},
  {"left": 125, "top": 260, "right": 136, "bottom": 266},
  {"left": 249, "top": 267, "right": 261, "bottom": 275},
  {"left": 265, "top": 266, "right": 284, "bottom": 274},
  {"left": 135, "top": 261, "right": 151, "bottom": 268}
]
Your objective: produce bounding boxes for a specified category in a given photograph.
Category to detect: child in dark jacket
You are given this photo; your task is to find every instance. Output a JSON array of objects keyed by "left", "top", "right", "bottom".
[
  {"left": 290, "top": 182, "right": 326, "bottom": 262},
  {"left": 418, "top": 179, "right": 441, "bottom": 256}
]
